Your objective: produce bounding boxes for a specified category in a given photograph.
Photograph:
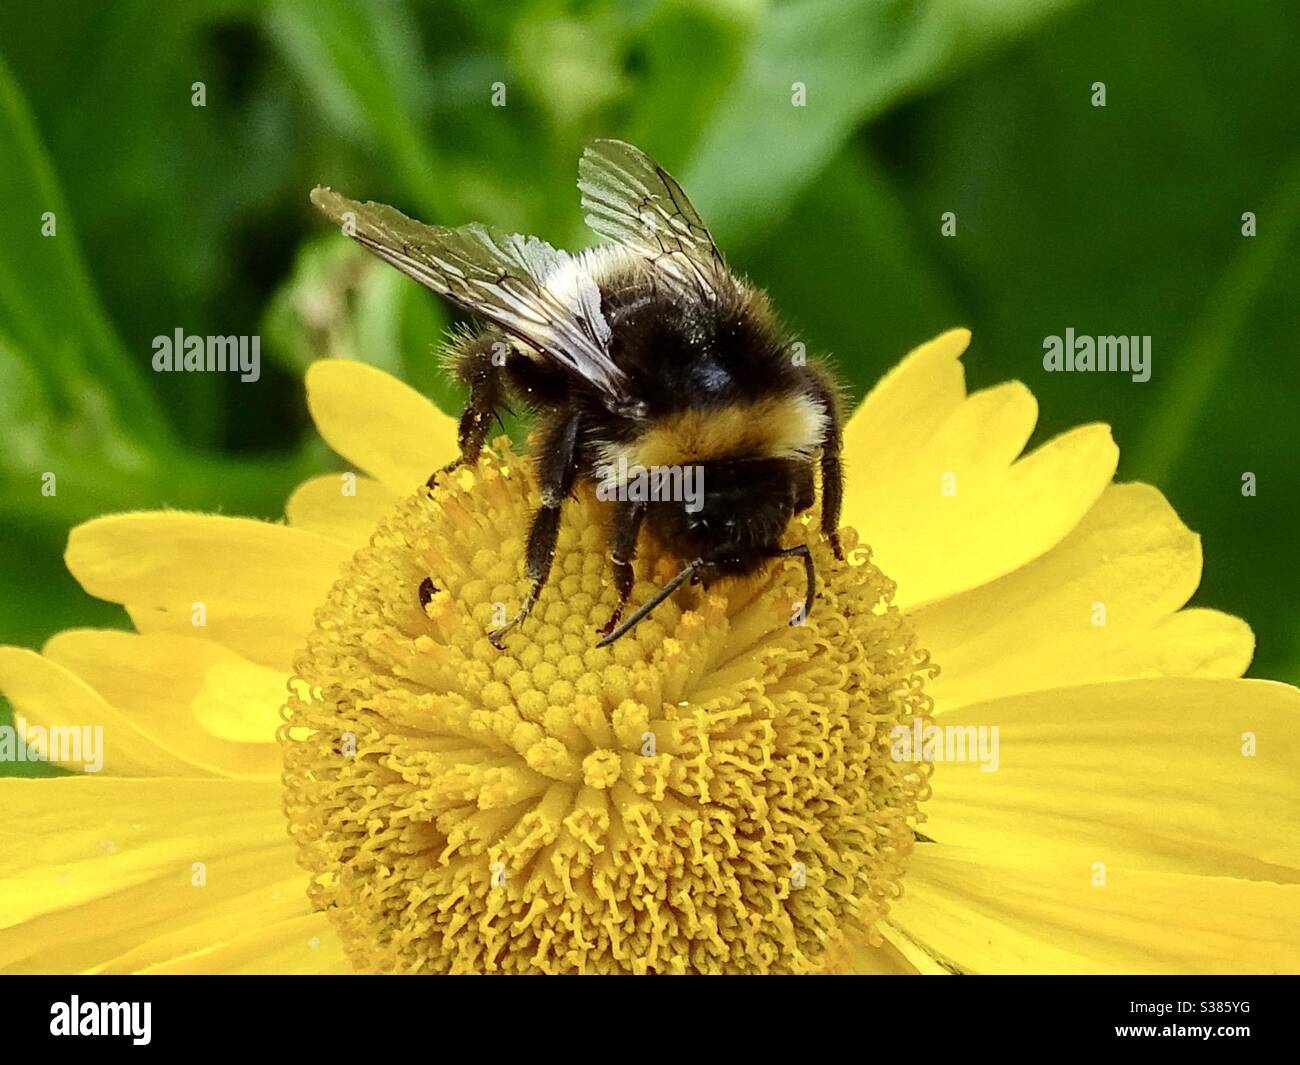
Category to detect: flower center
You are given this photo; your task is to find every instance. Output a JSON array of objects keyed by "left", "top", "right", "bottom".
[{"left": 280, "top": 443, "right": 935, "bottom": 974}]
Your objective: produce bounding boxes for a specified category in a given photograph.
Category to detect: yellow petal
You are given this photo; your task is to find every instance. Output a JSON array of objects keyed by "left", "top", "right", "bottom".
[
  {"left": 285, "top": 472, "right": 399, "bottom": 547},
  {"left": 842, "top": 331, "right": 1118, "bottom": 607},
  {"left": 43, "top": 630, "right": 284, "bottom": 773},
  {"left": 889, "top": 844, "right": 1300, "bottom": 974},
  {"left": 872, "top": 420, "right": 1117, "bottom": 609},
  {"left": 918, "top": 678, "right": 1300, "bottom": 881},
  {"left": 127, "top": 912, "right": 349, "bottom": 975},
  {"left": 821, "top": 931, "right": 920, "bottom": 974},
  {"left": 65, "top": 513, "right": 351, "bottom": 671},
  {"left": 875, "top": 920, "right": 957, "bottom": 974},
  {"left": 916, "top": 483, "right": 1253, "bottom": 710},
  {"left": 0, "top": 776, "right": 308, "bottom": 974},
  {"left": 1127, "top": 608, "right": 1255, "bottom": 677},
  {"left": 306, "top": 358, "right": 459, "bottom": 493},
  {"left": 0, "top": 647, "right": 202, "bottom": 777},
  {"left": 842, "top": 328, "right": 971, "bottom": 470}
]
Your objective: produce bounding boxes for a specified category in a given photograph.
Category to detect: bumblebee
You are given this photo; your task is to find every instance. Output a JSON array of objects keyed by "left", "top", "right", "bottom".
[{"left": 311, "top": 140, "right": 844, "bottom": 648}]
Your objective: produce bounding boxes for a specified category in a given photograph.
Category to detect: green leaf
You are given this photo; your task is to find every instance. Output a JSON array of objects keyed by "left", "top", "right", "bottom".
[
  {"left": 1132, "top": 154, "right": 1300, "bottom": 482},
  {"left": 266, "top": 0, "right": 450, "bottom": 217},
  {"left": 619, "top": 0, "right": 759, "bottom": 167},
  {"left": 741, "top": 142, "right": 963, "bottom": 399},
  {"left": 684, "top": 0, "right": 1081, "bottom": 249},
  {"left": 0, "top": 51, "right": 171, "bottom": 445},
  {"left": 508, "top": 10, "right": 628, "bottom": 136}
]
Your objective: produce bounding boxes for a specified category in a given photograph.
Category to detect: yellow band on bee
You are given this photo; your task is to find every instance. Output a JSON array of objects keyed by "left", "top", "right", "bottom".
[{"left": 601, "top": 394, "right": 827, "bottom": 468}]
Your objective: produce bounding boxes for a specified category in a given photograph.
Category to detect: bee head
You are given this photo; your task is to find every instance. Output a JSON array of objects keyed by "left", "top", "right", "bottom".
[{"left": 642, "top": 455, "right": 815, "bottom": 573}]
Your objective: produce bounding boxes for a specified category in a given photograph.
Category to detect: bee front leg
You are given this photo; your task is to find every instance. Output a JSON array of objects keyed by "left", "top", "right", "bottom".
[
  {"left": 428, "top": 329, "right": 510, "bottom": 489},
  {"left": 489, "top": 412, "right": 582, "bottom": 649},
  {"left": 807, "top": 369, "right": 845, "bottom": 560},
  {"left": 598, "top": 500, "right": 647, "bottom": 638},
  {"left": 768, "top": 543, "right": 816, "bottom": 624}
]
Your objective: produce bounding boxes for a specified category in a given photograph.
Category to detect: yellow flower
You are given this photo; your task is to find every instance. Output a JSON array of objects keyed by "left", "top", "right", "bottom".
[
  {"left": 2, "top": 329, "right": 1297, "bottom": 974},
  {"left": 281, "top": 437, "right": 929, "bottom": 974}
]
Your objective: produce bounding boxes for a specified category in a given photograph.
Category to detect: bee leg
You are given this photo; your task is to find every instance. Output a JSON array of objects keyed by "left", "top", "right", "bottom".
[
  {"left": 808, "top": 371, "right": 845, "bottom": 560},
  {"left": 598, "top": 500, "right": 647, "bottom": 638},
  {"left": 489, "top": 412, "right": 582, "bottom": 649},
  {"left": 769, "top": 544, "right": 816, "bottom": 624},
  {"left": 596, "top": 557, "right": 707, "bottom": 648},
  {"left": 428, "top": 330, "right": 509, "bottom": 490}
]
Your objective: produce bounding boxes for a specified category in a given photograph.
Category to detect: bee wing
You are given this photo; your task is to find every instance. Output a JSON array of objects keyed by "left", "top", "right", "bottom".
[
  {"left": 310, "top": 187, "right": 628, "bottom": 401},
  {"left": 578, "top": 139, "right": 729, "bottom": 299}
]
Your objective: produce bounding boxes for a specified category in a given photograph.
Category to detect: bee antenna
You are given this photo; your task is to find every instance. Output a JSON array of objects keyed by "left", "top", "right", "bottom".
[{"left": 596, "top": 557, "right": 705, "bottom": 648}]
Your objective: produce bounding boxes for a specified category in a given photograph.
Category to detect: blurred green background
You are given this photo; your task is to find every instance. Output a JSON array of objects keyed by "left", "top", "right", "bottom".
[{"left": 1, "top": 0, "right": 1297, "bottom": 747}]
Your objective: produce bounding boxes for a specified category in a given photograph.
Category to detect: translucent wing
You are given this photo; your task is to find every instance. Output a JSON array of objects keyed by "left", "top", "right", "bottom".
[
  {"left": 578, "top": 139, "right": 728, "bottom": 299},
  {"left": 310, "top": 187, "right": 628, "bottom": 401}
]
